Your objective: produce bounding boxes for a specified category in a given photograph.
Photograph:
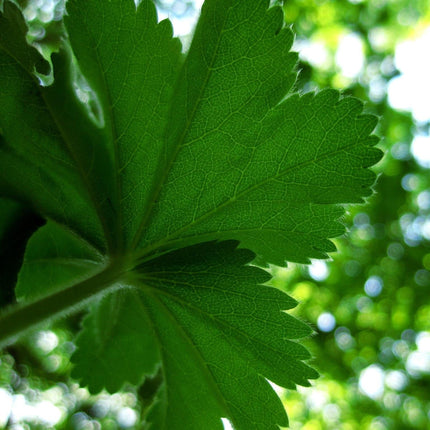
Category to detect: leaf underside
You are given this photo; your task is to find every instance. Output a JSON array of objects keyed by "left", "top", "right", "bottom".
[{"left": 0, "top": 0, "right": 381, "bottom": 429}]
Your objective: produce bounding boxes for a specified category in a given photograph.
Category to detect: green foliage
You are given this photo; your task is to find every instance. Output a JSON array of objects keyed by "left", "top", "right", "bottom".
[{"left": 0, "top": 0, "right": 380, "bottom": 428}]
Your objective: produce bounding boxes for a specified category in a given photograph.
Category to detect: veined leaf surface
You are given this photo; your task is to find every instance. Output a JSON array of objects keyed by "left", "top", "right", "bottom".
[{"left": 0, "top": 0, "right": 381, "bottom": 428}]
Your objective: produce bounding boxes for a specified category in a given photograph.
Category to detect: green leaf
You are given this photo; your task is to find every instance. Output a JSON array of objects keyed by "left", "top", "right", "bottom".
[
  {"left": 0, "top": 2, "right": 107, "bottom": 251},
  {"left": 64, "top": 0, "right": 182, "bottom": 249},
  {"left": 71, "top": 288, "right": 160, "bottom": 393},
  {"left": 137, "top": 0, "right": 381, "bottom": 266},
  {"left": 15, "top": 221, "right": 105, "bottom": 300},
  {"left": 0, "top": 0, "right": 381, "bottom": 428},
  {"left": 137, "top": 241, "right": 317, "bottom": 429}
]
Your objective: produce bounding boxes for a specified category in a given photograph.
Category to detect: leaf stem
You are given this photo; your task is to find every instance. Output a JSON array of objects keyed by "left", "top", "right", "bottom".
[{"left": 0, "top": 263, "right": 124, "bottom": 348}]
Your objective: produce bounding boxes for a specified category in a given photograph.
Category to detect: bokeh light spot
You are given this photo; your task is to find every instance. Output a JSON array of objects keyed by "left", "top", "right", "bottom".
[
  {"left": 308, "top": 260, "right": 329, "bottom": 281},
  {"left": 359, "top": 365, "right": 385, "bottom": 400},
  {"left": 317, "top": 312, "right": 336, "bottom": 332},
  {"left": 364, "top": 276, "right": 383, "bottom": 297}
]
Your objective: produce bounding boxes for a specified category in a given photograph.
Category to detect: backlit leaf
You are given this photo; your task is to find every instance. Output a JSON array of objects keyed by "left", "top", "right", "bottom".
[{"left": 0, "top": 0, "right": 381, "bottom": 428}]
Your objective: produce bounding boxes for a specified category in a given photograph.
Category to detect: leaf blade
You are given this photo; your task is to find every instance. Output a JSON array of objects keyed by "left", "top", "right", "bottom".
[
  {"left": 137, "top": 241, "right": 317, "bottom": 429},
  {"left": 72, "top": 289, "right": 160, "bottom": 393},
  {"left": 137, "top": 1, "right": 381, "bottom": 266},
  {"left": 0, "top": 1, "right": 383, "bottom": 428},
  {"left": 0, "top": 3, "right": 109, "bottom": 250},
  {"left": 65, "top": 0, "right": 182, "bottom": 249}
]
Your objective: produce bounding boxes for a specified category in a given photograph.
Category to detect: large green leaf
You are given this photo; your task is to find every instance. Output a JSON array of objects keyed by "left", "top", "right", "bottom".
[
  {"left": 138, "top": 0, "right": 381, "bottom": 266},
  {"left": 0, "top": 0, "right": 381, "bottom": 428}
]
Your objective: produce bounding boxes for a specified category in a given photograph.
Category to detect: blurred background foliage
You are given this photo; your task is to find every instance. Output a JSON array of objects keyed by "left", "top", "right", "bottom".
[
  {"left": 274, "top": 1, "right": 430, "bottom": 429},
  {"left": 1, "top": 0, "right": 430, "bottom": 429}
]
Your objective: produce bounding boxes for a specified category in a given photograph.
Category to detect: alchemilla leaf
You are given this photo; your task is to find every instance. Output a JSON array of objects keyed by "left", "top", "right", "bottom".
[
  {"left": 0, "top": 0, "right": 381, "bottom": 428},
  {"left": 137, "top": 241, "right": 317, "bottom": 429}
]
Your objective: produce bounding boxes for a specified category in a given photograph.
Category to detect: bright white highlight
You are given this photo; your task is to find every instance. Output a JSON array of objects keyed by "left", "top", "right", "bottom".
[
  {"left": 359, "top": 365, "right": 385, "bottom": 400},
  {"left": 297, "top": 40, "right": 331, "bottom": 69},
  {"left": 411, "top": 135, "right": 430, "bottom": 168},
  {"left": 0, "top": 389, "right": 13, "bottom": 427},
  {"left": 335, "top": 33, "right": 365, "bottom": 78},
  {"left": 36, "top": 330, "right": 59, "bottom": 353},
  {"left": 416, "top": 331, "right": 430, "bottom": 352},
  {"left": 388, "top": 27, "right": 430, "bottom": 123},
  {"left": 117, "top": 407, "right": 137, "bottom": 428},
  {"left": 305, "top": 388, "right": 329, "bottom": 411},
  {"left": 406, "top": 331, "right": 430, "bottom": 376},
  {"left": 157, "top": 0, "right": 203, "bottom": 38},
  {"left": 406, "top": 351, "right": 430, "bottom": 375},
  {"left": 308, "top": 260, "right": 329, "bottom": 281},
  {"left": 9, "top": 395, "right": 63, "bottom": 426},
  {"left": 222, "top": 417, "right": 234, "bottom": 430}
]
